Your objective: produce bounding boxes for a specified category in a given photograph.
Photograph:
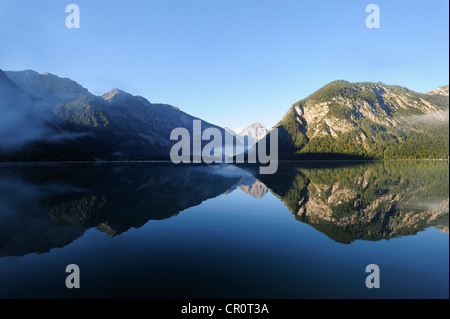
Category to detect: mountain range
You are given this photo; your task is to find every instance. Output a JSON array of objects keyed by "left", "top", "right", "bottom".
[
  {"left": 0, "top": 69, "right": 238, "bottom": 161},
  {"left": 259, "top": 80, "right": 449, "bottom": 160},
  {"left": 1, "top": 69, "right": 448, "bottom": 161}
]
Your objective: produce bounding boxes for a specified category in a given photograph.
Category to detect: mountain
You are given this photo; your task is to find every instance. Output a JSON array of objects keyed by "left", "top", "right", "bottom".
[
  {"left": 0, "top": 69, "right": 51, "bottom": 149},
  {"left": 224, "top": 123, "right": 268, "bottom": 147},
  {"left": 0, "top": 69, "right": 21, "bottom": 94},
  {"left": 0, "top": 69, "right": 239, "bottom": 161},
  {"left": 239, "top": 123, "right": 268, "bottom": 144},
  {"left": 223, "top": 127, "right": 238, "bottom": 136},
  {"left": 0, "top": 69, "right": 35, "bottom": 107},
  {"left": 4, "top": 70, "right": 91, "bottom": 105},
  {"left": 259, "top": 81, "right": 449, "bottom": 160},
  {"left": 428, "top": 85, "right": 449, "bottom": 97}
]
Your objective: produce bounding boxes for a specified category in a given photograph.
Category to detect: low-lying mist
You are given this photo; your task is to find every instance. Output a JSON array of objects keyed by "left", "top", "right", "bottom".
[{"left": 0, "top": 84, "right": 89, "bottom": 150}]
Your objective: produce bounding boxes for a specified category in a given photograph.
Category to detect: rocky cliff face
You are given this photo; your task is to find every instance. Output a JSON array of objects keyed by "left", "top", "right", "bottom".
[
  {"left": 428, "top": 85, "right": 449, "bottom": 97},
  {"left": 266, "top": 81, "right": 449, "bottom": 159}
]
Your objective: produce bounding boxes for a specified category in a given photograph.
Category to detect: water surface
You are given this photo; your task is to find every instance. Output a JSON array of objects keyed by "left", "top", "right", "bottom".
[{"left": 0, "top": 161, "right": 448, "bottom": 298}]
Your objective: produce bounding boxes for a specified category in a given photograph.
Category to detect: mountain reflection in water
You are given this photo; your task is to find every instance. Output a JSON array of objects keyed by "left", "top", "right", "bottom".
[{"left": 0, "top": 161, "right": 447, "bottom": 257}]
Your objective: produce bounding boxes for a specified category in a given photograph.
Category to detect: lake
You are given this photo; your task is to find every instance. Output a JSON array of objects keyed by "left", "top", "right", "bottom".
[{"left": 0, "top": 161, "right": 448, "bottom": 298}]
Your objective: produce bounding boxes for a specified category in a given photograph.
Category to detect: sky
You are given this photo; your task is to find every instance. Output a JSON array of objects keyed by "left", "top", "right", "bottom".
[{"left": 0, "top": 0, "right": 448, "bottom": 131}]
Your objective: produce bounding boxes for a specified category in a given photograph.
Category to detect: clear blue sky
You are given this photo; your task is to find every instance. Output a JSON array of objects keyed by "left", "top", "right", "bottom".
[{"left": 0, "top": 0, "right": 448, "bottom": 131}]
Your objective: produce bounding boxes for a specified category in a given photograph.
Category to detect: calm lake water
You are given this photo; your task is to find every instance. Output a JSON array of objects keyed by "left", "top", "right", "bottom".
[{"left": 0, "top": 161, "right": 448, "bottom": 298}]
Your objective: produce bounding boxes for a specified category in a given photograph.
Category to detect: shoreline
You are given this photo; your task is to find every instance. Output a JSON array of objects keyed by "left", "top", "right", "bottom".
[{"left": 0, "top": 158, "right": 448, "bottom": 167}]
